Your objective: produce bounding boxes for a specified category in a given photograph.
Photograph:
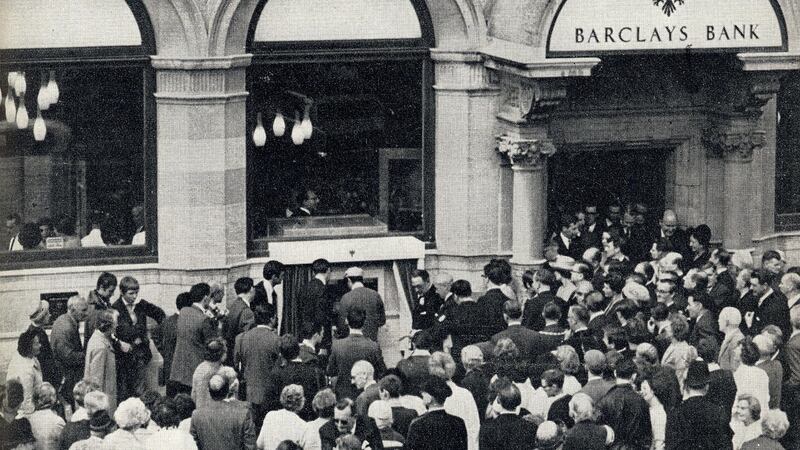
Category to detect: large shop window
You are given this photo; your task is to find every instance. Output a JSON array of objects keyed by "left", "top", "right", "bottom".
[
  {"left": 776, "top": 71, "right": 800, "bottom": 230},
  {"left": 246, "top": 0, "right": 434, "bottom": 253},
  {"left": 0, "top": 0, "right": 155, "bottom": 269}
]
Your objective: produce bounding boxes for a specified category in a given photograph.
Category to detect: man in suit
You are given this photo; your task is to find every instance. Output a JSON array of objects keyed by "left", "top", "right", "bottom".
[
  {"left": 50, "top": 295, "right": 89, "bottom": 407},
  {"left": 190, "top": 374, "right": 256, "bottom": 450},
  {"left": 711, "top": 249, "right": 737, "bottom": 307},
  {"left": 319, "top": 398, "right": 384, "bottom": 450},
  {"left": 234, "top": 301, "right": 281, "bottom": 427},
  {"left": 291, "top": 189, "right": 320, "bottom": 217},
  {"left": 253, "top": 260, "right": 285, "bottom": 332},
  {"left": 397, "top": 330, "right": 435, "bottom": 392},
  {"left": 747, "top": 269, "right": 791, "bottom": 337},
  {"left": 377, "top": 375, "right": 418, "bottom": 437},
  {"left": 479, "top": 381, "right": 537, "bottom": 450},
  {"left": 297, "top": 258, "right": 334, "bottom": 353},
  {"left": 411, "top": 269, "right": 443, "bottom": 332},
  {"left": 298, "top": 321, "right": 324, "bottom": 365},
  {"left": 586, "top": 291, "right": 610, "bottom": 334},
  {"left": 522, "top": 269, "right": 558, "bottom": 331},
  {"left": 779, "top": 272, "right": 800, "bottom": 311},
  {"left": 540, "top": 302, "right": 568, "bottom": 351},
  {"left": 84, "top": 272, "right": 118, "bottom": 348},
  {"left": 337, "top": 266, "right": 386, "bottom": 342},
  {"left": 696, "top": 337, "right": 737, "bottom": 426},
  {"left": 687, "top": 292, "right": 718, "bottom": 347},
  {"left": 565, "top": 304, "right": 603, "bottom": 362},
  {"left": 718, "top": 306, "right": 745, "bottom": 372},
  {"left": 442, "top": 280, "right": 497, "bottom": 365},
  {"left": 328, "top": 307, "right": 386, "bottom": 400},
  {"left": 596, "top": 357, "right": 652, "bottom": 449},
  {"left": 170, "top": 283, "right": 218, "bottom": 395},
  {"left": 406, "top": 376, "right": 468, "bottom": 450},
  {"left": 580, "top": 204, "right": 603, "bottom": 250},
  {"left": 555, "top": 213, "right": 583, "bottom": 260},
  {"left": 580, "top": 350, "right": 615, "bottom": 403},
  {"left": 665, "top": 360, "right": 732, "bottom": 450},
  {"left": 491, "top": 300, "right": 547, "bottom": 362},
  {"left": 659, "top": 209, "right": 690, "bottom": 262},
  {"left": 155, "top": 292, "right": 191, "bottom": 397},
  {"left": 476, "top": 261, "right": 512, "bottom": 337},
  {"left": 111, "top": 276, "right": 166, "bottom": 400},
  {"left": 268, "top": 334, "right": 324, "bottom": 421},
  {"left": 222, "top": 277, "right": 255, "bottom": 366}
]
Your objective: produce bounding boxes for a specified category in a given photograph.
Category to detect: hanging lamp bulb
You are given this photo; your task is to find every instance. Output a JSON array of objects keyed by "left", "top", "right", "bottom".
[
  {"left": 15, "top": 100, "right": 28, "bottom": 129},
  {"left": 8, "top": 72, "right": 18, "bottom": 92},
  {"left": 253, "top": 112, "right": 267, "bottom": 147},
  {"left": 291, "top": 111, "right": 304, "bottom": 145},
  {"left": 46, "top": 70, "right": 59, "bottom": 104},
  {"left": 301, "top": 104, "right": 313, "bottom": 140},
  {"left": 37, "top": 83, "right": 50, "bottom": 111},
  {"left": 5, "top": 92, "right": 16, "bottom": 123},
  {"left": 14, "top": 72, "right": 26, "bottom": 95},
  {"left": 272, "top": 110, "right": 286, "bottom": 137},
  {"left": 33, "top": 110, "right": 46, "bottom": 141}
]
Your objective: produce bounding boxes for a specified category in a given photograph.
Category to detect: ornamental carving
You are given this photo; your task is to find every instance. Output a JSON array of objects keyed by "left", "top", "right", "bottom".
[
  {"left": 702, "top": 125, "right": 765, "bottom": 161},
  {"left": 497, "top": 77, "right": 567, "bottom": 124},
  {"left": 495, "top": 135, "right": 556, "bottom": 168}
]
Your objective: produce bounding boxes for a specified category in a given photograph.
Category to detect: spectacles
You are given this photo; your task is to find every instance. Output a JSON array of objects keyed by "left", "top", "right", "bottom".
[
  {"left": 333, "top": 419, "right": 350, "bottom": 425},
  {"left": 656, "top": 290, "right": 671, "bottom": 294}
]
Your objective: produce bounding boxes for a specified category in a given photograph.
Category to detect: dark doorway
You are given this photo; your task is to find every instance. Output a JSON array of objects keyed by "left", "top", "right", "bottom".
[{"left": 547, "top": 148, "right": 670, "bottom": 233}]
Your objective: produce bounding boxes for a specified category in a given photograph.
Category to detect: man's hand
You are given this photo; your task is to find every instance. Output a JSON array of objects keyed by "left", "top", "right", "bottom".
[{"left": 119, "top": 341, "right": 132, "bottom": 353}]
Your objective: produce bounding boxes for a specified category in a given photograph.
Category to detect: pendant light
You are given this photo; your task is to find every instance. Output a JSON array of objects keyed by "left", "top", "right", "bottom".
[
  {"left": 301, "top": 104, "right": 313, "bottom": 140},
  {"left": 15, "top": 99, "right": 28, "bottom": 129},
  {"left": 8, "top": 72, "right": 18, "bottom": 93},
  {"left": 33, "top": 109, "right": 46, "bottom": 141},
  {"left": 37, "top": 73, "right": 50, "bottom": 110},
  {"left": 272, "top": 110, "right": 286, "bottom": 137},
  {"left": 46, "top": 70, "right": 59, "bottom": 104},
  {"left": 253, "top": 112, "right": 267, "bottom": 147},
  {"left": 14, "top": 72, "right": 26, "bottom": 96},
  {"left": 291, "top": 111, "right": 304, "bottom": 145},
  {"left": 4, "top": 92, "right": 16, "bottom": 123}
]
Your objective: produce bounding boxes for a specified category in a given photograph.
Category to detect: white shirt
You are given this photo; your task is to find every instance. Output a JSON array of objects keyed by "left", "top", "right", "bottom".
[
  {"left": 262, "top": 281, "right": 284, "bottom": 332},
  {"left": 257, "top": 409, "right": 321, "bottom": 450},
  {"left": 8, "top": 233, "right": 22, "bottom": 251},
  {"left": 444, "top": 381, "right": 480, "bottom": 450},
  {"left": 5, "top": 353, "right": 42, "bottom": 415},
  {"left": 787, "top": 293, "right": 800, "bottom": 309},
  {"left": 132, "top": 230, "right": 146, "bottom": 246},
  {"left": 81, "top": 228, "right": 106, "bottom": 247},
  {"left": 731, "top": 419, "right": 762, "bottom": 450},
  {"left": 758, "top": 288, "right": 774, "bottom": 308},
  {"left": 146, "top": 428, "right": 197, "bottom": 450}
]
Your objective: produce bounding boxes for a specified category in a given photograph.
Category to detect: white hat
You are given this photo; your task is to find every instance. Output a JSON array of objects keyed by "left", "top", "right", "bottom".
[
  {"left": 622, "top": 283, "right": 650, "bottom": 303},
  {"left": 344, "top": 267, "right": 363, "bottom": 278}
]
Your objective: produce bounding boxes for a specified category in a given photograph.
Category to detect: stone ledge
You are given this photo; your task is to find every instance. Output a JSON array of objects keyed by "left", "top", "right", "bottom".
[{"left": 151, "top": 54, "right": 253, "bottom": 70}]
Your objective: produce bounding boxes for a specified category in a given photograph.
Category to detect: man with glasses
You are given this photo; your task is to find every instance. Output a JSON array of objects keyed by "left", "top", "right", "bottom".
[{"left": 319, "top": 398, "right": 382, "bottom": 450}]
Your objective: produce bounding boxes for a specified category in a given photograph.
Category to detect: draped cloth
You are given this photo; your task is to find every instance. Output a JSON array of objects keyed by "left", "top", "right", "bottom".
[{"left": 281, "top": 264, "right": 314, "bottom": 336}]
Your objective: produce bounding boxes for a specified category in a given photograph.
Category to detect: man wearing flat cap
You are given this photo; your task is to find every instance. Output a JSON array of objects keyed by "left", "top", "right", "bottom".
[
  {"left": 336, "top": 267, "right": 385, "bottom": 342},
  {"left": 26, "top": 301, "right": 62, "bottom": 391},
  {"left": 665, "top": 360, "right": 733, "bottom": 449}
]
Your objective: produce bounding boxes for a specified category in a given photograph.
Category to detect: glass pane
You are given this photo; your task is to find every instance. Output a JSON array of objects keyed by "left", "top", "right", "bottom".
[
  {"left": 776, "top": 71, "right": 800, "bottom": 216},
  {"left": 248, "top": 61, "right": 423, "bottom": 242},
  {"left": 0, "top": 68, "right": 146, "bottom": 252},
  {"left": 0, "top": 0, "right": 142, "bottom": 49},
  {"left": 253, "top": 0, "right": 422, "bottom": 42}
]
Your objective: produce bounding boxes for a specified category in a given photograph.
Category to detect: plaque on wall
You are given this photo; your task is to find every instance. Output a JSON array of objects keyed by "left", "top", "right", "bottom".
[{"left": 40, "top": 291, "right": 78, "bottom": 328}]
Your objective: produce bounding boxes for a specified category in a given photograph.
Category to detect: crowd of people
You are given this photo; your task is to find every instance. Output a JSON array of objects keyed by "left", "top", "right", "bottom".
[{"left": 2, "top": 203, "right": 800, "bottom": 450}]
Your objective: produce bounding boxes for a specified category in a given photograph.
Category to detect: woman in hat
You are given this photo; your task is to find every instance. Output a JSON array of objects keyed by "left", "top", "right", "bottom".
[
  {"left": 6, "top": 329, "right": 44, "bottom": 416},
  {"left": 687, "top": 225, "right": 712, "bottom": 271}
]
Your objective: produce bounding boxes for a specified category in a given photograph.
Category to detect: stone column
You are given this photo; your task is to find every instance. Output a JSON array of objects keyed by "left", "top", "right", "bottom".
[
  {"left": 703, "top": 122, "right": 765, "bottom": 250},
  {"left": 496, "top": 135, "right": 555, "bottom": 265},
  {"left": 152, "top": 55, "right": 251, "bottom": 269}
]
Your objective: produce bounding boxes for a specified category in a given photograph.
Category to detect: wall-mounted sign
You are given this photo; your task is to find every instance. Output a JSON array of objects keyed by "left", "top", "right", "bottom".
[{"left": 547, "top": 0, "right": 787, "bottom": 57}]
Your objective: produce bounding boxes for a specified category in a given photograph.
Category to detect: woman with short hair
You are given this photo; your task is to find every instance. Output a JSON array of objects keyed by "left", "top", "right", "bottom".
[
  {"left": 27, "top": 382, "right": 64, "bottom": 450},
  {"left": 661, "top": 314, "right": 697, "bottom": 388},
  {"left": 5, "top": 329, "right": 44, "bottom": 416},
  {"left": 731, "top": 394, "right": 763, "bottom": 450},
  {"left": 103, "top": 397, "right": 150, "bottom": 450},
  {"left": 257, "top": 384, "right": 321, "bottom": 450},
  {"left": 741, "top": 409, "right": 790, "bottom": 450}
]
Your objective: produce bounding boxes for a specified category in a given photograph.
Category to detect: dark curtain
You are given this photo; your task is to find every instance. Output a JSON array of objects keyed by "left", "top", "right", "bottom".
[
  {"left": 395, "top": 259, "right": 417, "bottom": 312},
  {"left": 281, "top": 264, "right": 314, "bottom": 336}
]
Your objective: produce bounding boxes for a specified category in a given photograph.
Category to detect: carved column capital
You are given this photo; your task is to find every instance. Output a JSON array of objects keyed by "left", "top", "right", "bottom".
[
  {"left": 495, "top": 134, "right": 556, "bottom": 168},
  {"left": 496, "top": 76, "right": 567, "bottom": 124},
  {"left": 702, "top": 124, "right": 765, "bottom": 162}
]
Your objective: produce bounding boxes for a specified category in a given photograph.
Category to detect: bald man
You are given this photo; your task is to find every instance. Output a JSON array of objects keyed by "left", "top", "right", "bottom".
[
  {"left": 780, "top": 272, "right": 800, "bottom": 310},
  {"left": 51, "top": 295, "right": 90, "bottom": 406},
  {"left": 659, "top": 210, "right": 690, "bottom": 262}
]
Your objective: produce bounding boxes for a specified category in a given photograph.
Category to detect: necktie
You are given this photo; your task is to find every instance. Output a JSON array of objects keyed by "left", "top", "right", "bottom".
[{"left": 271, "top": 290, "right": 278, "bottom": 305}]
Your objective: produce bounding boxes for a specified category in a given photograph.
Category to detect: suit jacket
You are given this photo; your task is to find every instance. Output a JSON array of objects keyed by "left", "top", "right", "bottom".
[
  {"left": 156, "top": 313, "right": 179, "bottom": 384},
  {"left": 688, "top": 311, "right": 718, "bottom": 347},
  {"left": 719, "top": 329, "right": 745, "bottom": 372},
  {"left": 522, "top": 291, "right": 557, "bottom": 331},
  {"left": 443, "top": 302, "right": 499, "bottom": 363},
  {"left": 665, "top": 228, "right": 691, "bottom": 264},
  {"left": 665, "top": 395, "right": 732, "bottom": 450},
  {"left": 709, "top": 279, "right": 735, "bottom": 314},
  {"left": 476, "top": 288, "right": 513, "bottom": 335},
  {"left": 170, "top": 305, "right": 218, "bottom": 387},
  {"left": 268, "top": 360, "right": 324, "bottom": 420},
  {"left": 741, "top": 436, "right": 785, "bottom": 450},
  {"left": 581, "top": 223, "right": 603, "bottom": 250},
  {"left": 27, "top": 324, "right": 61, "bottom": 387},
  {"left": 327, "top": 333, "right": 386, "bottom": 400},
  {"left": 478, "top": 413, "right": 537, "bottom": 450},
  {"left": 751, "top": 291, "right": 791, "bottom": 337},
  {"left": 707, "top": 368, "right": 737, "bottom": 426},
  {"left": 540, "top": 324, "right": 567, "bottom": 352},
  {"left": 786, "top": 332, "right": 800, "bottom": 386},
  {"left": 757, "top": 359, "right": 784, "bottom": 409},
  {"left": 319, "top": 416, "right": 384, "bottom": 450},
  {"left": 397, "top": 354, "right": 431, "bottom": 394},
  {"left": 556, "top": 233, "right": 584, "bottom": 260},
  {"left": 587, "top": 313, "right": 610, "bottom": 334},
  {"left": 564, "top": 328, "right": 603, "bottom": 363},
  {"left": 596, "top": 384, "right": 652, "bottom": 449},
  {"left": 222, "top": 298, "right": 254, "bottom": 366},
  {"left": 491, "top": 324, "right": 548, "bottom": 362},
  {"left": 580, "top": 377, "right": 615, "bottom": 404},
  {"left": 391, "top": 406, "right": 418, "bottom": 437},
  {"left": 297, "top": 278, "right": 334, "bottom": 349},
  {"left": 412, "top": 285, "right": 444, "bottom": 330},
  {"left": 50, "top": 313, "right": 85, "bottom": 395},
  {"left": 112, "top": 297, "right": 165, "bottom": 367},
  {"left": 84, "top": 330, "right": 117, "bottom": 412},
  {"left": 84, "top": 290, "right": 113, "bottom": 348},
  {"left": 234, "top": 326, "right": 280, "bottom": 405},
  {"left": 564, "top": 420, "right": 610, "bottom": 450},
  {"left": 337, "top": 286, "right": 386, "bottom": 341},
  {"left": 59, "top": 419, "right": 89, "bottom": 450},
  {"left": 190, "top": 400, "right": 256, "bottom": 450},
  {"left": 406, "top": 409, "right": 467, "bottom": 450}
]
